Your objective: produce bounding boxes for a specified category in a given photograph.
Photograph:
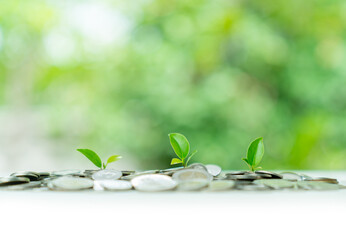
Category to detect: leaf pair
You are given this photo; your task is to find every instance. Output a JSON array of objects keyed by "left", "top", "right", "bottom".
[
  {"left": 77, "top": 149, "right": 121, "bottom": 169},
  {"left": 242, "top": 137, "right": 264, "bottom": 172},
  {"left": 169, "top": 133, "right": 197, "bottom": 167}
]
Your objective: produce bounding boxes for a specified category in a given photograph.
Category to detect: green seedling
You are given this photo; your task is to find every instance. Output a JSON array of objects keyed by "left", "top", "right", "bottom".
[
  {"left": 168, "top": 133, "right": 197, "bottom": 167},
  {"left": 77, "top": 149, "right": 122, "bottom": 169},
  {"left": 242, "top": 137, "right": 264, "bottom": 172}
]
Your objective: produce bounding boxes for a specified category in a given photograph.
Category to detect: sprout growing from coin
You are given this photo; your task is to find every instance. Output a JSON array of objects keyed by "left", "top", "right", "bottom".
[
  {"left": 242, "top": 137, "right": 264, "bottom": 172},
  {"left": 77, "top": 149, "right": 122, "bottom": 169},
  {"left": 168, "top": 133, "right": 197, "bottom": 167}
]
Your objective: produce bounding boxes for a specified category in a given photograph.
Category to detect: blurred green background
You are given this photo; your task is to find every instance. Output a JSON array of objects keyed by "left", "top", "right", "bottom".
[{"left": 0, "top": 0, "right": 345, "bottom": 172}]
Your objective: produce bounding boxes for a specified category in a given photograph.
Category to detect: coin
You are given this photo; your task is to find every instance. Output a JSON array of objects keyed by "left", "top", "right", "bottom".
[
  {"left": 71, "top": 173, "right": 88, "bottom": 178},
  {"left": 188, "top": 163, "right": 208, "bottom": 172},
  {"left": 159, "top": 167, "right": 184, "bottom": 173},
  {"left": 99, "top": 180, "right": 132, "bottom": 191},
  {"left": 254, "top": 179, "right": 295, "bottom": 189},
  {"left": 226, "top": 173, "right": 261, "bottom": 181},
  {"left": 280, "top": 172, "right": 302, "bottom": 181},
  {"left": 84, "top": 169, "right": 99, "bottom": 175},
  {"left": 131, "top": 174, "right": 177, "bottom": 192},
  {"left": 208, "top": 180, "right": 235, "bottom": 191},
  {"left": 213, "top": 172, "right": 226, "bottom": 180},
  {"left": 37, "top": 172, "right": 50, "bottom": 177},
  {"left": 10, "top": 171, "right": 40, "bottom": 181},
  {"left": 300, "top": 173, "right": 313, "bottom": 181},
  {"left": 3, "top": 181, "right": 42, "bottom": 190},
  {"left": 121, "top": 170, "right": 136, "bottom": 176},
  {"left": 297, "top": 181, "right": 340, "bottom": 190},
  {"left": 92, "top": 169, "right": 122, "bottom": 180},
  {"left": 159, "top": 167, "right": 184, "bottom": 176},
  {"left": 205, "top": 164, "right": 222, "bottom": 177},
  {"left": 225, "top": 171, "right": 251, "bottom": 176},
  {"left": 0, "top": 177, "right": 30, "bottom": 186},
  {"left": 177, "top": 180, "right": 209, "bottom": 191},
  {"left": 252, "top": 173, "right": 273, "bottom": 179},
  {"left": 37, "top": 172, "right": 50, "bottom": 180},
  {"left": 120, "top": 170, "right": 160, "bottom": 180},
  {"left": 172, "top": 169, "right": 213, "bottom": 182},
  {"left": 255, "top": 170, "right": 282, "bottom": 179},
  {"left": 308, "top": 177, "right": 338, "bottom": 184},
  {"left": 49, "top": 177, "right": 94, "bottom": 191}
]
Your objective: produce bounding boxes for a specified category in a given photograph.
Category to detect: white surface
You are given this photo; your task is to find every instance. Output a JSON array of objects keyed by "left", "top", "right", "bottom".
[{"left": 1, "top": 171, "right": 346, "bottom": 240}]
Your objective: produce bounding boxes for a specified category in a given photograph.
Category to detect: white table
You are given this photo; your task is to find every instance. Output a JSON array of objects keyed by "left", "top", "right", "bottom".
[{"left": 1, "top": 171, "right": 345, "bottom": 240}]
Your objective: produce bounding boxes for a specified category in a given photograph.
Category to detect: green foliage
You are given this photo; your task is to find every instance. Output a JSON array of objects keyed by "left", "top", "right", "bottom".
[
  {"left": 1, "top": 0, "right": 346, "bottom": 170},
  {"left": 242, "top": 138, "right": 264, "bottom": 171},
  {"left": 76, "top": 149, "right": 102, "bottom": 169},
  {"left": 169, "top": 133, "right": 197, "bottom": 167},
  {"left": 77, "top": 149, "right": 121, "bottom": 169}
]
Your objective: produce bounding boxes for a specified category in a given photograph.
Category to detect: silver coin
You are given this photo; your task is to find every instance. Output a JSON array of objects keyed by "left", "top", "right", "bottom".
[
  {"left": 300, "top": 173, "right": 313, "bottom": 181},
  {"left": 226, "top": 173, "right": 261, "bottom": 181},
  {"left": 255, "top": 170, "right": 282, "bottom": 179},
  {"left": 297, "top": 181, "right": 340, "bottom": 190},
  {"left": 159, "top": 167, "right": 184, "bottom": 173},
  {"left": 213, "top": 172, "right": 226, "bottom": 180},
  {"left": 254, "top": 179, "right": 295, "bottom": 189},
  {"left": 99, "top": 180, "right": 132, "bottom": 191},
  {"left": 225, "top": 171, "right": 251, "bottom": 176},
  {"left": 121, "top": 170, "right": 136, "bottom": 176},
  {"left": 280, "top": 172, "right": 302, "bottom": 181},
  {"left": 83, "top": 169, "right": 99, "bottom": 175},
  {"left": 92, "top": 169, "right": 122, "bottom": 180},
  {"left": 131, "top": 174, "right": 177, "bottom": 192},
  {"left": 3, "top": 181, "right": 42, "bottom": 190},
  {"left": 308, "top": 177, "right": 338, "bottom": 184},
  {"left": 50, "top": 177, "right": 93, "bottom": 191},
  {"left": 208, "top": 180, "right": 235, "bottom": 191},
  {"left": 37, "top": 172, "right": 50, "bottom": 178},
  {"left": 254, "top": 173, "right": 274, "bottom": 179},
  {"left": 205, "top": 164, "right": 222, "bottom": 177},
  {"left": 172, "top": 169, "right": 213, "bottom": 182},
  {"left": 10, "top": 172, "right": 40, "bottom": 181},
  {"left": 0, "top": 177, "right": 30, "bottom": 186},
  {"left": 159, "top": 167, "right": 184, "bottom": 176},
  {"left": 177, "top": 179, "right": 209, "bottom": 191},
  {"left": 120, "top": 170, "right": 159, "bottom": 180},
  {"left": 188, "top": 163, "right": 208, "bottom": 172}
]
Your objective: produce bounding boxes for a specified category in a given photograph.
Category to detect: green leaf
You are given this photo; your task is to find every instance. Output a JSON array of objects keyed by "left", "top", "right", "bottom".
[
  {"left": 185, "top": 150, "right": 197, "bottom": 166},
  {"left": 246, "top": 137, "right": 264, "bottom": 168},
  {"left": 171, "top": 158, "right": 183, "bottom": 165},
  {"left": 242, "top": 158, "right": 250, "bottom": 165},
  {"left": 168, "top": 133, "right": 190, "bottom": 160},
  {"left": 77, "top": 149, "right": 102, "bottom": 168},
  {"left": 106, "top": 155, "right": 122, "bottom": 166}
]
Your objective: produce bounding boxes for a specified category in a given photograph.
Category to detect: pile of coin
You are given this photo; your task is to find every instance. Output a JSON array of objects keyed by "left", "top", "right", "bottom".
[{"left": 0, "top": 165, "right": 344, "bottom": 192}]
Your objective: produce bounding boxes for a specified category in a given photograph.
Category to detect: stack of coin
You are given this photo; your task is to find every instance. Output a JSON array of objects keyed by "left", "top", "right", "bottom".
[
  {"left": 224, "top": 170, "right": 283, "bottom": 182},
  {"left": 0, "top": 165, "right": 344, "bottom": 192}
]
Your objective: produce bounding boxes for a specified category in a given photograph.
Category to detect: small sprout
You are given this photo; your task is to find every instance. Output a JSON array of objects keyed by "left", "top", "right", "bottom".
[
  {"left": 242, "top": 137, "right": 264, "bottom": 172},
  {"left": 77, "top": 149, "right": 122, "bottom": 169},
  {"left": 168, "top": 133, "right": 197, "bottom": 167}
]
